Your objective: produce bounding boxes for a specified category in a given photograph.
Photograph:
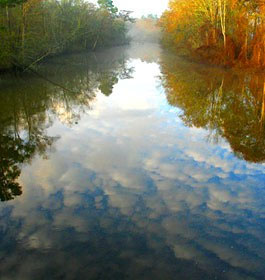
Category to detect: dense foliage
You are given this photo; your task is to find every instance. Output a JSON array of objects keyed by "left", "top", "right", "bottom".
[
  {"left": 160, "top": 0, "right": 265, "bottom": 68},
  {"left": 0, "top": 0, "right": 131, "bottom": 71}
]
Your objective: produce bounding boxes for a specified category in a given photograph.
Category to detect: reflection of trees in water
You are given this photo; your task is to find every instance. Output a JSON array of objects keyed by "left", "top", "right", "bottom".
[
  {"left": 0, "top": 135, "right": 24, "bottom": 201},
  {"left": 1, "top": 50, "right": 265, "bottom": 279},
  {"left": 0, "top": 50, "right": 133, "bottom": 201},
  {"left": 98, "top": 66, "right": 134, "bottom": 96},
  {"left": 160, "top": 54, "right": 265, "bottom": 163},
  {"left": 0, "top": 134, "right": 55, "bottom": 201}
]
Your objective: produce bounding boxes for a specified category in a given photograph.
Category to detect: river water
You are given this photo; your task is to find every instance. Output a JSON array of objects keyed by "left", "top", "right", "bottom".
[{"left": 0, "top": 44, "right": 265, "bottom": 280}]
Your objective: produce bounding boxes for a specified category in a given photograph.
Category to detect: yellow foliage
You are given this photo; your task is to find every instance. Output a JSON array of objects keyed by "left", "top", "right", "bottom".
[{"left": 160, "top": 0, "right": 265, "bottom": 68}]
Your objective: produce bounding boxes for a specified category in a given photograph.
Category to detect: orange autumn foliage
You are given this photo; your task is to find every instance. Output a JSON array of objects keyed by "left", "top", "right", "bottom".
[{"left": 160, "top": 0, "right": 265, "bottom": 68}]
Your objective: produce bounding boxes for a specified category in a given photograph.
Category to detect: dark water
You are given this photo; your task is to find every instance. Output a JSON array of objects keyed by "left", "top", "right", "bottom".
[{"left": 0, "top": 44, "right": 265, "bottom": 280}]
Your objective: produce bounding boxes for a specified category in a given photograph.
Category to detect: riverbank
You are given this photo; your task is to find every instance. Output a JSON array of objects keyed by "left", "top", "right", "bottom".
[
  {"left": 0, "top": 0, "right": 131, "bottom": 73},
  {"left": 159, "top": 0, "right": 265, "bottom": 70},
  {"left": 162, "top": 44, "right": 265, "bottom": 73}
]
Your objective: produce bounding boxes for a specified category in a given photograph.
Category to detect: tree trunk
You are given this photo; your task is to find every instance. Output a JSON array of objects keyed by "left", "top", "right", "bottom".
[
  {"left": 92, "top": 34, "right": 99, "bottom": 50},
  {"left": 21, "top": 4, "right": 26, "bottom": 63},
  {"left": 260, "top": 80, "right": 265, "bottom": 125},
  {"left": 6, "top": 6, "right": 11, "bottom": 34},
  {"left": 218, "top": 0, "right": 226, "bottom": 50}
]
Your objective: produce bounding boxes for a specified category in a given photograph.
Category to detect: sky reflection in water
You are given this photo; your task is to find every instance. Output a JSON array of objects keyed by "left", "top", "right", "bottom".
[{"left": 0, "top": 44, "right": 265, "bottom": 280}]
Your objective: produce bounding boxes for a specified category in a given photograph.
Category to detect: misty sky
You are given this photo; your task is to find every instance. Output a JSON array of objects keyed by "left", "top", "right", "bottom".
[{"left": 91, "top": 0, "right": 169, "bottom": 17}]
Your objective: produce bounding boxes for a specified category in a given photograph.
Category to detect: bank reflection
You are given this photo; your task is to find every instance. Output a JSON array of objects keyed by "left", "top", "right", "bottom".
[
  {"left": 0, "top": 48, "right": 133, "bottom": 201},
  {"left": 0, "top": 46, "right": 265, "bottom": 280},
  {"left": 160, "top": 54, "right": 265, "bottom": 163}
]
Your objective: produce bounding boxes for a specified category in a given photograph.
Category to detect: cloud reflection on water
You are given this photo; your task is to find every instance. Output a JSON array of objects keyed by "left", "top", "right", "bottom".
[{"left": 1, "top": 46, "right": 265, "bottom": 280}]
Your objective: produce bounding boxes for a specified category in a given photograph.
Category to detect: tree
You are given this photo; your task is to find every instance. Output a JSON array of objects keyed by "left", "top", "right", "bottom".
[
  {"left": 0, "top": 0, "right": 130, "bottom": 71},
  {"left": 97, "top": 0, "right": 118, "bottom": 15},
  {"left": 160, "top": 0, "right": 265, "bottom": 67},
  {"left": 0, "top": 0, "right": 27, "bottom": 7}
]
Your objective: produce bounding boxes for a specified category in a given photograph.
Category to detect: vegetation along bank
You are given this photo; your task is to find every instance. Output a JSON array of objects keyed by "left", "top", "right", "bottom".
[
  {"left": 0, "top": 0, "right": 132, "bottom": 71},
  {"left": 160, "top": 0, "right": 265, "bottom": 68}
]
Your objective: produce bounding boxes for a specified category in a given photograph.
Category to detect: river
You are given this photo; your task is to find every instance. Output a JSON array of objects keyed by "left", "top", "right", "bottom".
[{"left": 0, "top": 43, "right": 265, "bottom": 280}]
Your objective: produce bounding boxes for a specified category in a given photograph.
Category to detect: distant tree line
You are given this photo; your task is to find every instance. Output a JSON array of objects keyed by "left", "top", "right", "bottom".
[
  {"left": 0, "top": 0, "right": 132, "bottom": 71},
  {"left": 160, "top": 0, "right": 265, "bottom": 68}
]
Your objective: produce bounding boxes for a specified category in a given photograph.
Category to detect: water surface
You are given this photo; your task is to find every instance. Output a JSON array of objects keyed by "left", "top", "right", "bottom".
[{"left": 0, "top": 44, "right": 265, "bottom": 280}]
